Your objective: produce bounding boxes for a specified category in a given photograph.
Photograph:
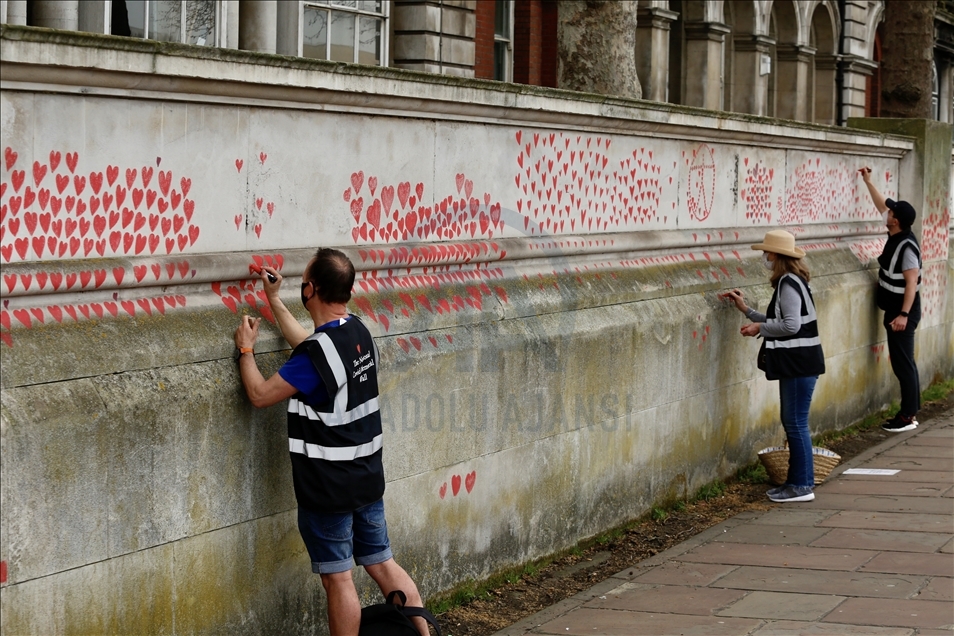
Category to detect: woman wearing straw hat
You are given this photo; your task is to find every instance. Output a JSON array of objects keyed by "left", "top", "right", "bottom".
[{"left": 721, "top": 230, "right": 826, "bottom": 503}]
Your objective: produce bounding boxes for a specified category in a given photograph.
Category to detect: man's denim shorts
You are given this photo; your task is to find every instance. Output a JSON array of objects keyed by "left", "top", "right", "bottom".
[{"left": 297, "top": 499, "right": 393, "bottom": 574}]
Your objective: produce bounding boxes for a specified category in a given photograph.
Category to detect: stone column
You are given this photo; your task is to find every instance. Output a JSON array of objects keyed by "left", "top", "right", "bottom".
[
  {"left": 239, "top": 0, "right": 277, "bottom": 54},
  {"left": 635, "top": 5, "right": 678, "bottom": 102},
  {"left": 775, "top": 44, "right": 815, "bottom": 121},
  {"left": 392, "top": 0, "right": 476, "bottom": 77},
  {"left": 837, "top": 0, "right": 876, "bottom": 123},
  {"left": 32, "top": 0, "right": 79, "bottom": 31},
  {"left": 682, "top": 21, "right": 729, "bottom": 110},
  {"left": 840, "top": 56, "right": 878, "bottom": 121},
  {"left": 5, "top": 0, "right": 27, "bottom": 25},
  {"left": 730, "top": 34, "right": 774, "bottom": 116},
  {"left": 813, "top": 54, "right": 839, "bottom": 125},
  {"left": 225, "top": 1, "right": 240, "bottom": 49},
  {"left": 557, "top": 0, "right": 641, "bottom": 98},
  {"left": 77, "top": 0, "right": 108, "bottom": 34}
]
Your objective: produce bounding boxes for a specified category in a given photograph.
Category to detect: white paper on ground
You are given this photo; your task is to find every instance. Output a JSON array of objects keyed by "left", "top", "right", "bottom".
[{"left": 843, "top": 468, "right": 901, "bottom": 475}]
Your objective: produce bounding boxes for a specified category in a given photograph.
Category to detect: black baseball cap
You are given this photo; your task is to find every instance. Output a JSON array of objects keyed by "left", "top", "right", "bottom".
[{"left": 885, "top": 199, "right": 916, "bottom": 228}]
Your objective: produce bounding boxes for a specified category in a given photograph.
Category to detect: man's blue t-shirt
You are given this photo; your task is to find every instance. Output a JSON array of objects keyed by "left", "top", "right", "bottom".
[{"left": 277, "top": 317, "right": 353, "bottom": 405}]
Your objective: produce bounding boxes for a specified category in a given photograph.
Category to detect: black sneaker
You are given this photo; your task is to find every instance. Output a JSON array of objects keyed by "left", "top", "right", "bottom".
[{"left": 882, "top": 415, "right": 918, "bottom": 433}]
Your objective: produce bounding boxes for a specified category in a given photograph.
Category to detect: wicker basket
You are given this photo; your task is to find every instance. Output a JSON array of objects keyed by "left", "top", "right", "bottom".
[{"left": 758, "top": 444, "right": 841, "bottom": 486}]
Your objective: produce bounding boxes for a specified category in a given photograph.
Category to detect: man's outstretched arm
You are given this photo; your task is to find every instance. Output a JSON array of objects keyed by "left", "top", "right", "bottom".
[{"left": 859, "top": 167, "right": 889, "bottom": 213}]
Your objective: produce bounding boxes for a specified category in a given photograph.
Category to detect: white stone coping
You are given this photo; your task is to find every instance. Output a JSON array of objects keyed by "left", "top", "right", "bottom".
[{"left": 0, "top": 25, "right": 914, "bottom": 156}]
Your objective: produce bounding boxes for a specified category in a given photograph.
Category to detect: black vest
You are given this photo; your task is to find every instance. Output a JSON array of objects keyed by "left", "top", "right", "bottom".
[
  {"left": 876, "top": 231, "right": 921, "bottom": 322},
  {"left": 287, "top": 316, "right": 385, "bottom": 513},
  {"left": 758, "top": 274, "right": 826, "bottom": 380}
]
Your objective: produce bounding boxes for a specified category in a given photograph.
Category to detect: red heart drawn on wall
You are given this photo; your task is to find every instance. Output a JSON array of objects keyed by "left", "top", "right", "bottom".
[
  {"left": 380, "top": 185, "right": 394, "bottom": 214},
  {"left": 397, "top": 182, "right": 410, "bottom": 208},
  {"left": 439, "top": 482, "right": 447, "bottom": 499},
  {"left": 33, "top": 161, "right": 47, "bottom": 187},
  {"left": 158, "top": 170, "right": 171, "bottom": 196},
  {"left": 451, "top": 474, "right": 461, "bottom": 496},
  {"left": 367, "top": 199, "right": 381, "bottom": 229},
  {"left": 351, "top": 171, "right": 364, "bottom": 194},
  {"left": 350, "top": 197, "right": 363, "bottom": 222},
  {"left": 65, "top": 152, "right": 78, "bottom": 174},
  {"left": 13, "top": 309, "right": 31, "bottom": 328},
  {"left": 4, "top": 147, "right": 18, "bottom": 171}
]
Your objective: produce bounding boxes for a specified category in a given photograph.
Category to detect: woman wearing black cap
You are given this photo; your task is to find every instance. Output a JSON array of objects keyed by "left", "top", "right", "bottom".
[
  {"left": 721, "top": 230, "right": 826, "bottom": 503},
  {"left": 859, "top": 167, "right": 922, "bottom": 433}
]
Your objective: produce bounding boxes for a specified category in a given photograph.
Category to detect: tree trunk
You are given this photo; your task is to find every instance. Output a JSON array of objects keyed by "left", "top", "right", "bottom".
[
  {"left": 880, "top": 0, "right": 936, "bottom": 118},
  {"left": 557, "top": 0, "right": 641, "bottom": 99}
]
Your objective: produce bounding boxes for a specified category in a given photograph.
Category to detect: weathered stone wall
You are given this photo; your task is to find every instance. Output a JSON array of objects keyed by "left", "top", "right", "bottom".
[{"left": 1, "top": 28, "right": 951, "bottom": 635}]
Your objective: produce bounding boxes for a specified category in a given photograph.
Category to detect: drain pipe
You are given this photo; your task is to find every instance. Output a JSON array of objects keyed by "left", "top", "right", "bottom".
[
  {"left": 439, "top": 0, "right": 444, "bottom": 75},
  {"left": 836, "top": 0, "right": 846, "bottom": 125}
]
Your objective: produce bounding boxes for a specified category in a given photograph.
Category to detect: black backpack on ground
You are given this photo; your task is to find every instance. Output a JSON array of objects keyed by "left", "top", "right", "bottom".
[{"left": 358, "top": 590, "right": 442, "bottom": 636}]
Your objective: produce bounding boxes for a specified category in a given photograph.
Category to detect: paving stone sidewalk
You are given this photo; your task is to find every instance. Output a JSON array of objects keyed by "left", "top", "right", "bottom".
[{"left": 494, "top": 410, "right": 954, "bottom": 636}]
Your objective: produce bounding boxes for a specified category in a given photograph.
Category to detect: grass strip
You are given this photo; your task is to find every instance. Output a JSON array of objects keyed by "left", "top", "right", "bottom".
[{"left": 426, "top": 377, "right": 953, "bottom": 616}]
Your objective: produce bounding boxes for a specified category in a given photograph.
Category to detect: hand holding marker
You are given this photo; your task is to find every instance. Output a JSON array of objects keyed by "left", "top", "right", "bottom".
[{"left": 249, "top": 263, "right": 278, "bottom": 283}]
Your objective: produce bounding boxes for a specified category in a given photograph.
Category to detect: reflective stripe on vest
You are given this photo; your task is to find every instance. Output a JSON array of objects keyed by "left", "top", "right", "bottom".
[
  {"left": 289, "top": 433, "right": 383, "bottom": 461},
  {"left": 300, "top": 330, "right": 381, "bottom": 427},
  {"left": 287, "top": 396, "right": 380, "bottom": 427},
  {"left": 763, "top": 274, "right": 820, "bottom": 350},
  {"left": 879, "top": 238, "right": 921, "bottom": 294}
]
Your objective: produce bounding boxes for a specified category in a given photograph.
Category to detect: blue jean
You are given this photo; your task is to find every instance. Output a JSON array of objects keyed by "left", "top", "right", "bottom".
[
  {"left": 297, "top": 499, "right": 393, "bottom": 574},
  {"left": 778, "top": 376, "right": 818, "bottom": 488}
]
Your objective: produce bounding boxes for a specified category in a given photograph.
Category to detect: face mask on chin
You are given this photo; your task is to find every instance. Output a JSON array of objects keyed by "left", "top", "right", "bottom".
[
  {"left": 762, "top": 252, "right": 774, "bottom": 271},
  {"left": 882, "top": 211, "right": 890, "bottom": 226},
  {"left": 301, "top": 282, "right": 313, "bottom": 309}
]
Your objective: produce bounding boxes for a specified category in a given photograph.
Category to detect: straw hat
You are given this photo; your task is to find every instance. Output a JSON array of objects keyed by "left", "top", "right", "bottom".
[{"left": 751, "top": 230, "right": 805, "bottom": 258}]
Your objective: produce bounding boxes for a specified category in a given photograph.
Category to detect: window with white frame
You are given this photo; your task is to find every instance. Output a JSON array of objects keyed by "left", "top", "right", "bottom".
[
  {"left": 113, "top": 1, "right": 223, "bottom": 46},
  {"left": 302, "top": 1, "right": 388, "bottom": 66},
  {"left": 932, "top": 61, "right": 940, "bottom": 120},
  {"left": 493, "top": 1, "right": 513, "bottom": 81}
]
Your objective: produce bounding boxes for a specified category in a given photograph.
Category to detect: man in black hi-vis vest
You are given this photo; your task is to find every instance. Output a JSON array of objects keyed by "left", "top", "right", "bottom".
[
  {"left": 860, "top": 167, "right": 922, "bottom": 433},
  {"left": 234, "top": 248, "right": 428, "bottom": 636}
]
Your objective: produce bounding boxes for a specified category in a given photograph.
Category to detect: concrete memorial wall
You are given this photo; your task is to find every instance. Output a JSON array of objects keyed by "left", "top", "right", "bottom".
[{"left": 0, "top": 30, "right": 952, "bottom": 635}]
